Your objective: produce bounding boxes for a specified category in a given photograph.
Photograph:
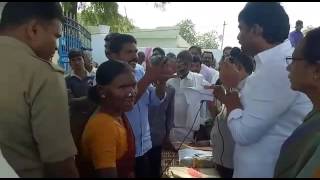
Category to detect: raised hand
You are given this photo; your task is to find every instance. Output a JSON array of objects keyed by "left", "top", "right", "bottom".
[
  {"left": 205, "top": 85, "right": 242, "bottom": 115},
  {"left": 219, "top": 59, "right": 241, "bottom": 89}
]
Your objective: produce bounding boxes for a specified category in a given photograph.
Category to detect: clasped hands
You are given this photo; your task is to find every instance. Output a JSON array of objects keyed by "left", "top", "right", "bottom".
[{"left": 205, "top": 60, "right": 243, "bottom": 114}]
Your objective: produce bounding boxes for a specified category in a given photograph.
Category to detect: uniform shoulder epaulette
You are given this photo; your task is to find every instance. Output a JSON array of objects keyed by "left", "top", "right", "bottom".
[
  {"left": 36, "top": 57, "right": 65, "bottom": 74},
  {"left": 49, "top": 63, "right": 65, "bottom": 74}
]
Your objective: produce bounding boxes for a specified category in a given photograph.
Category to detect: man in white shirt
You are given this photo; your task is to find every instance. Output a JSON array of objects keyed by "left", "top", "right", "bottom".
[
  {"left": 201, "top": 51, "right": 220, "bottom": 84},
  {"left": 167, "top": 50, "right": 210, "bottom": 146},
  {"left": 211, "top": 47, "right": 255, "bottom": 178},
  {"left": 213, "top": 3, "right": 312, "bottom": 178},
  {"left": 189, "top": 46, "right": 219, "bottom": 84},
  {"left": 202, "top": 51, "right": 216, "bottom": 68}
]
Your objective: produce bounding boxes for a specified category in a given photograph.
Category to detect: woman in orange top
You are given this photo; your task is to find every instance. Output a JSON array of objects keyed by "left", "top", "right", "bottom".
[{"left": 79, "top": 60, "right": 137, "bottom": 178}]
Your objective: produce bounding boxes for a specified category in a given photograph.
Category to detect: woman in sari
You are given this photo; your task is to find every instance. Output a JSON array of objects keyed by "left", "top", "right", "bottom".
[
  {"left": 274, "top": 27, "right": 320, "bottom": 178},
  {"left": 78, "top": 60, "right": 137, "bottom": 178}
]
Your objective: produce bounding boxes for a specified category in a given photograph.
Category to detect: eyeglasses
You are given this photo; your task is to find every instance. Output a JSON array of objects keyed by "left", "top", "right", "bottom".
[{"left": 285, "top": 56, "right": 304, "bottom": 65}]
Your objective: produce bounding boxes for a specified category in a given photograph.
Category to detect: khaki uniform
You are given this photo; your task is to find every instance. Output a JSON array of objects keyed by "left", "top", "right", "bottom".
[{"left": 0, "top": 36, "right": 77, "bottom": 177}]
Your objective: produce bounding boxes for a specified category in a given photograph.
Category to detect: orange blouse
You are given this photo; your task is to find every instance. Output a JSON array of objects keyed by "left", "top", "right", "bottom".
[{"left": 80, "top": 113, "right": 135, "bottom": 177}]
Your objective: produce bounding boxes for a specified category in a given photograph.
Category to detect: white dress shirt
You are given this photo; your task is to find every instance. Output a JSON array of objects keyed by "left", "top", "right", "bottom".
[
  {"left": 209, "top": 67, "right": 220, "bottom": 85},
  {"left": 167, "top": 72, "right": 210, "bottom": 144},
  {"left": 227, "top": 40, "right": 313, "bottom": 178},
  {"left": 200, "top": 64, "right": 219, "bottom": 85}
]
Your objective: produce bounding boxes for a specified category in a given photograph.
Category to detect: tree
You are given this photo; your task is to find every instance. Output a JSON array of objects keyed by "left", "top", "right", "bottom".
[
  {"left": 61, "top": 2, "right": 82, "bottom": 19},
  {"left": 177, "top": 19, "right": 220, "bottom": 49},
  {"left": 61, "top": 2, "right": 134, "bottom": 33},
  {"left": 195, "top": 31, "right": 219, "bottom": 49},
  {"left": 61, "top": 2, "right": 169, "bottom": 33},
  {"left": 78, "top": 2, "right": 134, "bottom": 33},
  {"left": 177, "top": 19, "right": 197, "bottom": 45},
  {"left": 303, "top": 25, "right": 314, "bottom": 36}
]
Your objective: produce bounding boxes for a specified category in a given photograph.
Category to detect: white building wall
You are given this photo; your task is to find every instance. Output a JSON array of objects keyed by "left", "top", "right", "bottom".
[{"left": 89, "top": 25, "right": 110, "bottom": 65}]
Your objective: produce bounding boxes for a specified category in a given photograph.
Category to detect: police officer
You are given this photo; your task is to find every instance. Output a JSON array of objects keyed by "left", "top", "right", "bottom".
[{"left": 0, "top": 2, "right": 78, "bottom": 178}]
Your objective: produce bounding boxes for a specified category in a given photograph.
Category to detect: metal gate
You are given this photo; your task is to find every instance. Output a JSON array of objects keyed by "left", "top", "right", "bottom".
[{"left": 58, "top": 13, "right": 91, "bottom": 73}]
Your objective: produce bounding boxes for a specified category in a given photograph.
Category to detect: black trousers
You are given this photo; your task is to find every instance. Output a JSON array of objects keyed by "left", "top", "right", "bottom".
[
  {"left": 147, "top": 146, "right": 162, "bottom": 178},
  {"left": 135, "top": 151, "right": 151, "bottom": 178},
  {"left": 216, "top": 164, "right": 234, "bottom": 178}
]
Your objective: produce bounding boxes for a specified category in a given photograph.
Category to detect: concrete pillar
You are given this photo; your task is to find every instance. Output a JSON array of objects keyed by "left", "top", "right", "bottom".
[{"left": 88, "top": 25, "right": 110, "bottom": 65}]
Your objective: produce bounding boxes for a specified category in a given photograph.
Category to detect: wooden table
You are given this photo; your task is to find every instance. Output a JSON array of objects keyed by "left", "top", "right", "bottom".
[{"left": 162, "top": 144, "right": 219, "bottom": 178}]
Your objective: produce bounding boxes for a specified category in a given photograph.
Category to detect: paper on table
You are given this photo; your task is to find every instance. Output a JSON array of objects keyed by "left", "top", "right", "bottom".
[{"left": 178, "top": 148, "right": 212, "bottom": 161}]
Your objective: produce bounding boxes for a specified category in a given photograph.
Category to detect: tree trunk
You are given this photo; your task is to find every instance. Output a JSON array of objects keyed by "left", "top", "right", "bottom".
[{"left": 71, "top": 2, "right": 77, "bottom": 20}]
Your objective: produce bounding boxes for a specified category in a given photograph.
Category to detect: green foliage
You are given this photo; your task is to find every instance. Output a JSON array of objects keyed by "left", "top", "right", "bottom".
[
  {"left": 78, "top": 2, "right": 134, "bottom": 33},
  {"left": 177, "top": 19, "right": 197, "bottom": 45},
  {"left": 61, "top": 2, "right": 134, "bottom": 33},
  {"left": 177, "top": 19, "right": 219, "bottom": 49},
  {"left": 61, "top": 2, "right": 169, "bottom": 33},
  {"left": 194, "top": 31, "right": 219, "bottom": 49}
]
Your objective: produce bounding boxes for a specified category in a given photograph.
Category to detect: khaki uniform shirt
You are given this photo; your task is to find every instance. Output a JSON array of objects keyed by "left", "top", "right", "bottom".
[{"left": 0, "top": 36, "right": 77, "bottom": 177}]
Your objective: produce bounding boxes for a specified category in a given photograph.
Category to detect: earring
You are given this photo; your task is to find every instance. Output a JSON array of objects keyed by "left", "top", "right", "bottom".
[{"left": 101, "top": 94, "right": 106, "bottom": 98}]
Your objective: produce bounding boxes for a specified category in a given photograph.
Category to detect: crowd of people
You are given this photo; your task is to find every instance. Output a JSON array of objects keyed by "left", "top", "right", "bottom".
[{"left": 0, "top": 2, "right": 319, "bottom": 178}]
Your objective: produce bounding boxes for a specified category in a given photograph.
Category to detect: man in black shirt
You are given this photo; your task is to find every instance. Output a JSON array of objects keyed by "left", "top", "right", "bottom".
[{"left": 65, "top": 48, "right": 95, "bottom": 98}]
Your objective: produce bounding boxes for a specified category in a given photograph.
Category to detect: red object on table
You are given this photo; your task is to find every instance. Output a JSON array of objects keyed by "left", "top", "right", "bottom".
[{"left": 187, "top": 168, "right": 202, "bottom": 178}]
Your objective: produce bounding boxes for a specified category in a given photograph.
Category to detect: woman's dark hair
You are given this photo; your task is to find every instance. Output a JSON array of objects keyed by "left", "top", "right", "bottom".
[
  {"left": 229, "top": 47, "right": 255, "bottom": 74},
  {"left": 88, "top": 60, "right": 133, "bottom": 103},
  {"left": 303, "top": 27, "right": 320, "bottom": 64},
  {"left": 238, "top": 2, "right": 289, "bottom": 44}
]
